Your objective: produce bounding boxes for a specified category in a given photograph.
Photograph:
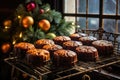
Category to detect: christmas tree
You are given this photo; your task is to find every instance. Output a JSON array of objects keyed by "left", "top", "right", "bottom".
[{"left": 0, "top": 0, "right": 77, "bottom": 54}]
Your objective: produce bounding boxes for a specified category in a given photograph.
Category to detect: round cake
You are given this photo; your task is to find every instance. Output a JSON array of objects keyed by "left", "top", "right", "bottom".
[
  {"left": 35, "top": 39, "right": 54, "bottom": 48},
  {"left": 75, "top": 46, "right": 99, "bottom": 61},
  {"left": 13, "top": 42, "right": 35, "bottom": 59},
  {"left": 42, "top": 44, "right": 63, "bottom": 58},
  {"left": 53, "top": 36, "right": 71, "bottom": 46},
  {"left": 62, "top": 40, "right": 83, "bottom": 51},
  {"left": 92, "top": 40, "right": 113, "bottom": 56},
  {"left": 79, "top": 36, "right": 97, "bottom": 46},
  {"left": 26, "top": 48, "right": 50, "bottom": 66},
  {"left": 70, "top": 33, "right": 87, "bottom": 41},
  {"left": 53, "top": 49, "right": 78, "bottom": 67}
]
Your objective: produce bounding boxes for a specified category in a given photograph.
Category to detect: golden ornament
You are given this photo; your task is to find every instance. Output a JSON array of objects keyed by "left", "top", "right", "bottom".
[
  {"left": 1, "top": 43, "right": 11, "bottom": 54},
  {"left": 38, "top": 19, "right": 50, "bottom": 31},
  {"left": 3, "top": 20, "right": 12, "bottom": 27},
  {"left": 46, "top": 33, "right": 56, "bottom": 39},
  {"left": 22, "top": 16, "right": 34, "bottom": 28}
]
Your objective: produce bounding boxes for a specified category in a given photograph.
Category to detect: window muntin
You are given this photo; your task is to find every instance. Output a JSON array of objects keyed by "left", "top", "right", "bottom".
[{"left": 77, "top": 0, "right": 99, "bottom": 14}]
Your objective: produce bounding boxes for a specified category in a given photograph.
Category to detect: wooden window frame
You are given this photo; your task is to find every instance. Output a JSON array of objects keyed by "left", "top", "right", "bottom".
[{"left": 62, "top": 0, "right": 120, "bottom": 33}]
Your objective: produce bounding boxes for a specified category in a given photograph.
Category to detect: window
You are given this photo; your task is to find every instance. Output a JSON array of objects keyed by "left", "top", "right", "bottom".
[{"left": 63, "top": 0, "right": 120, "bottom": 34}]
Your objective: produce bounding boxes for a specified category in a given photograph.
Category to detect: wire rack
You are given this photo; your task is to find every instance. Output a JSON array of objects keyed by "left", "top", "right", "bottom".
[
  {"left": 4, "top": 30, "right": 120, "bottom": 80},
  {"left": 4, "top": 53, "right": 120, "bottom": 80}
]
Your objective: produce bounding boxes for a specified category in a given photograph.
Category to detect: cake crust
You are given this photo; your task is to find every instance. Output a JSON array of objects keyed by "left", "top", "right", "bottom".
[
  {"left": 63, "top": 40, "right": 83, "bottom": 51},
  {"left": 26, "top": 48, "right": 50, "bottom": 66},
  {"left": 14, "top": 42, "right": 35, "bottom": 59},
  {"left": 92, "top": 40, "right": 113, "bottom": 56},
  {"left": 53, "top": 49, "right": 78, "bottom": 67},
  {"left": 53, "top": 36, "right": 71, "bottom": 45},
  {"left": 79, "top": 36, "right": 97, "bottom": 46},
  {"left": 35, "top": 39, "right": 54, "bottom": 48},
  {"left": 75, "top": 46, "right": 99, "bottom": 61}
]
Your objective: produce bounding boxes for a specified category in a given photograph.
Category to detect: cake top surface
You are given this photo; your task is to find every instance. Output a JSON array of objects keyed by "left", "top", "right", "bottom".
[
  {"left": 54, "top": 49, "right": 77, "bottom": 57},
  {"left": 35, "top": 39, "right": 54, "bottom": 45},
  {"left": 14, "top": 42, "right": 35, "bottom": 50},
  {"left": 78, "top": 33, "right": 87, "bottom": 36},
  {"left": 42, "top": 44, "right": 63, "bottom": 51},
  {"left": 63, "top": 41, "right": 83, "bottom": 47},
  {"left": 76, "top": 46, "right": 98, "bottom": 53},
  {"left": 53, "top": 36, "right": 71, "bottom": 41},
  {"left": 79, "top": 36, "right": 97, "bottom": 41},
  {"left": 70, "top": 33, "right": 80, "bottom": 37},
  {"left": 92, "top": 40, "right": 113, "bottom": 46},
  {"left": 27, "top": 48, "right": 50, "bottom": 56},
  {"left": 70, "top": 33, "right": 87, "bottom": 38}
]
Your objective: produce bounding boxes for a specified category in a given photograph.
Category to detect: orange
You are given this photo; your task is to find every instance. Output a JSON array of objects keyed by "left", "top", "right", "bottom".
[{"left": 38, "top": 19, "right": 50, "bottom": 31}]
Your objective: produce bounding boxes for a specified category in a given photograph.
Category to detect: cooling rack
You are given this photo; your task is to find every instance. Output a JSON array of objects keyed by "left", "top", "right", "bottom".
[
  {"left": 4, "top": 30, "right": 120, "bottom": 80},
  {"left": 4, "top": 53, "right": 120, "bottom": 80}
]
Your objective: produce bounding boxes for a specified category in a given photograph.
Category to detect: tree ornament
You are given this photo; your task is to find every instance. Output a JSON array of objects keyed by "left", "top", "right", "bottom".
[
  {"left": 3, "top": 20, "right": 12, "bottom": 27},
  {"left": 22, "top": 16, "right": 34, "bottom": 28},
  {"left": 1, "top": 43, "right": 11, "bottom": 54},
  {"left": 26, "top": 2, "right": 36, "bottom": 11},
  {"left": 38, "top": 19, "right": 50, "bottom": 31},
  {"left": 39, "top": 9, "right": 44, "bottom": 14},
  {"left": 46, "top": 33, "right": 56, "bottom": 39}
]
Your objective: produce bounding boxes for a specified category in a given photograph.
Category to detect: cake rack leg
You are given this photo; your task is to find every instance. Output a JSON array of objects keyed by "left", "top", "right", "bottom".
[{"left": 11, "top": 66, "right": 16, "bottom": 80}]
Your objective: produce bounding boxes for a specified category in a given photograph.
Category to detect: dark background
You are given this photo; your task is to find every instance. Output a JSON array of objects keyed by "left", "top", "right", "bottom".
[{"left": 0, "top": 0, "right": 23, "bottom": 25}]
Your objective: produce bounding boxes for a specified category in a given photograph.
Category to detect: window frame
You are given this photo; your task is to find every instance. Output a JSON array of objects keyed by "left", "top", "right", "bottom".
[{"left": 62, "top": 0, "right": 120, "bottom": 33}]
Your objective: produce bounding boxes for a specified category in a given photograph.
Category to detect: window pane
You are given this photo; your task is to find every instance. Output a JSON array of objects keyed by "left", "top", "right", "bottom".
[
  {"left": 103, "top": 0, "right": 116, "bottom": 15},
  {"left": 103, "top": 19, "right": 116, "bottom": 33},
  {"left": 77, "top": 17, "right": 86, "bottom": 29},
  {"left": 88, "top": 0, "right": 99, "bottom": 14},
  {"left": 117, "top": 36, "right": 120, "bottom": 42},
  {"left": 118, "top": 20, "right": 120, "bottom": 33},
  {"left": 119, "top": 0, "right": 120, "bottom": 14},
  {"left": 64, "top": 0, "right": 75, "bottom": 13},
  {"left": 64, "top": 16, "right": 75, "bottom": 23},
  {"left": 77, "top": 0, "right": 86, "bottom": 14},
  {"left": 88, "top": 18, "right": 99, "bottom": 30}
]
